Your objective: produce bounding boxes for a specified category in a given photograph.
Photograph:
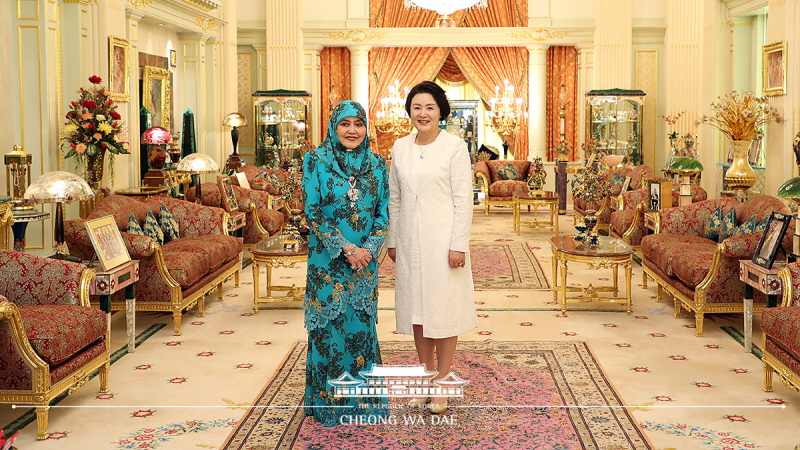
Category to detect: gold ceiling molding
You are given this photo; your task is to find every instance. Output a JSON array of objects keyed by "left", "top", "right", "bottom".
[
  {"left": 129, "top": 0, "right": 155, "bottom": 7},
  {"left": 324, "top": 30, "right": 388, "bottom": 43},
  {"left": 509, "top": 28, "right": 571, "bottom": 42},
  {"left": 181, "top": 0, "right": 221, "bottom": 11},
  {"left": 194, "top": 17, "right": 217, "bottom": 31}
]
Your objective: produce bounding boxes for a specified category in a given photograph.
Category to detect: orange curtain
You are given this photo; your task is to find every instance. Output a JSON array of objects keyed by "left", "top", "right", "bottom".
[
  {"left": 370, "top": 0, "right": 526, "bottom": 27},
  {"left": 460, "top": 0, "right": 526, "bottom": 27},
  {"left": 320, "top": 47, "right": 351, "bottom": 137},
  {"left": 437, "top": 52, "right": 466, "bottom": 85},
  {"left": 546, "top": 46, "right": 579, "bottom": 161},
  {"left": 451, "top": 47, "right": 529, "bottom": 160},
  {"left": 368, "top": 47, "right": 449, "bottom": 157}
]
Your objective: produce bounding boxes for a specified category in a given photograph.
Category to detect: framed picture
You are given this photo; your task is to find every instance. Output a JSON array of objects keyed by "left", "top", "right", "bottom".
[
  {"left": 649, "top": 180, "right": 671, "bottom": 212},
  {"left": 169, "top": 49, "right": 177, "bottom": 68},
  {"left": 142, "top": 65, "right": 172, "bottom": 130},
  {"left": 108, "top": 36, "right": 130, "bottom": 102},
  {"left": 235, "top": 171, "right": 251, "bottom": 190},
  {"left": 753, "top": 211, "right": 791, "bottom": 269},
  {"left": 620, "top": 176, "right": 632, "bottom": 193},
  {"left": 217, "top": 175, "right": 239, "bottom": 213},
  {"left": 763, "top": 41, "right": 787, "bottom": 96},
  {"left": 85, "top": 215, "right": 131, "bottom": 271}
]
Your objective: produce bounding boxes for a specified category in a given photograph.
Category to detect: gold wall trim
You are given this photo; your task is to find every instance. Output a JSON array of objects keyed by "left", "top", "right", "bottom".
[
  {"left": 181, "top": 0, "right": 221, "bottom": 11},
  {"left": 129, "top": 0, "right": 154, "bottom": 7},
  {"left": 509, "top": 28, "right": 571, "bottom": 42},
  {"left": 324, "top": 30, "right": 388, "bottom": 43},
  {"left": 194, "top": 17, "right": 217, "bottom": 31}
]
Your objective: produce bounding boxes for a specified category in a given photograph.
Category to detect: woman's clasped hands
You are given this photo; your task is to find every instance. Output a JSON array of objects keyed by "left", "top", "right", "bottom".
[{"left": 344, "top": 244, "right": 371, "bottom": 271}]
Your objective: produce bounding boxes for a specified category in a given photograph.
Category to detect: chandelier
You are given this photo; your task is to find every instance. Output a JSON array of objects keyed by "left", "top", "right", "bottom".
[
  {"left": 487, "top": 79, "right": 527, "bottom": 155},
  {"left": 405, "top": 0, "right": 488, "bottom": 27},
  {"left": 374, "top": 80, "right": 414, "bottom": 136}
]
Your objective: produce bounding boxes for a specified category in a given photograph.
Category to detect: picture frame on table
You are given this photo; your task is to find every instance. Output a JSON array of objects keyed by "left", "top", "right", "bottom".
[
  {"left": 142, "top": 65, "right": 172, "bottom": 130},
  {"left": 649, "top": 180, "right": 671, "bottom": 212},
  {"left": 85, "top": 215, "right": 131, "bottom": 271},
  {"left": 235, "top": 172, "right": 251, "bottom": 190},
  {"left": 620, "top": 176, "right": 632, "bottom": 193},
  {"left": 753, "top": 211, "right": 791, "bottom": 269},
  {"left": 217, "top": 175, "right": 239, "bottom": 213},
  {"left": 763, "top": 41, "right": 787, "bottom": 96},
  {"left": 108, "top": 36, "right": 130, "bottom": 102}
]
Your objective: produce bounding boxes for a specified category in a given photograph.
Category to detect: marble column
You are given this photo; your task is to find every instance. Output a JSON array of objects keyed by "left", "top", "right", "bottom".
[
  {"left": 349, "top": 45, "right": 371, "bottom": 116},
  {"left": 265, "top": 0, "right": 303, "bottom": 90},
  {"left": 304, "top": 45, "right": 323, "bottom": 144},
  {"left": 528, "top": 45, "right": 547, "bottom": 160}
]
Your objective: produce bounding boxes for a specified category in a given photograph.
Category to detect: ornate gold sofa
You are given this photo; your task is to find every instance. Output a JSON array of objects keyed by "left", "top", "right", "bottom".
[
  {"left": 0, "top": 250, "right": 109, "bottom": 440},
  {"left": 763, "top": 263, "right": 800, "bottom": 394},
  {"left": 64, "top": 195, "right": 243, "bottom": 335}
]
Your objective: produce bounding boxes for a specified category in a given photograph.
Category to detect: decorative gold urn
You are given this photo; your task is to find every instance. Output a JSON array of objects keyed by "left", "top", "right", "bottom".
[{"left": 724, "top": 140, "right": 756, "bottom": 192}]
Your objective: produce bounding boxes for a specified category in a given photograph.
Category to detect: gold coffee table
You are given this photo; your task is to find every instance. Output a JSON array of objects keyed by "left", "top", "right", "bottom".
[
  {"left": 513, "top": 191, "right": 559, "bottom": 234},
  {"left": 250, "top": 235, "right": 308, "bottom": 314},
  {"left": 549, "top": 235, "right": 634, "bottom": 315}
]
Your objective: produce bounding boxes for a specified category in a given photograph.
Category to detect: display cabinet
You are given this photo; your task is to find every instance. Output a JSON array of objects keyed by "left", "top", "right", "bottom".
[
  {"left": 253, "top": 90, "right": 311, "bottom": 168},
  {"left": 444, "top": 100, "right": 479, "bottom": 159},
  {"left": 586, "top": 89, "right": 645, "bottom": 166}
]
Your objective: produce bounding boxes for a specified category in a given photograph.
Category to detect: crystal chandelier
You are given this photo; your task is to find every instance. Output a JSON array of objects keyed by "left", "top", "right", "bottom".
[
  {"left": 405, "top": 0, "right": 488, "bottom": 27},
  {"left": 487, "top": 79, "right": 527, "bottom": 155},
  {"left": 374, "top": 80, "right": 414, "bottom": 136}
]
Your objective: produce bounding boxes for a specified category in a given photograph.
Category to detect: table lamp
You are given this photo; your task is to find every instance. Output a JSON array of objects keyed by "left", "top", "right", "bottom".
[
  {"left": 176, "top": 153, "right": 219, "bottom": 203},
  {"left": 777, "top": 176, "right": 800, "bottom": 258},
  {"left": 666, "top": 156, "right": 703, "bottom": 206},
  {"left": 24, "top": 171, "right": 94, "bottom": 261},
  {"left": 222, "top": 112, "right": 248, "bottom": 172},
  {"left": 141, "top": 126, "right": 173, "bottom": 187},
  {"left": 5, "top": 144, "right": 34, "bottom": 211}
]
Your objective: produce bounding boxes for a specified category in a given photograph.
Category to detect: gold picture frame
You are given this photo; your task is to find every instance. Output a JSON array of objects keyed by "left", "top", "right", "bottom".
[
  {"left": 763, "top": 41, "right": 786, "bottom": 96},
  {"left": 108, "top": 36, "right": 130, "bottom": 102},
  {"left": 142, "top": 65, "right": 172, "bottom": 130},
  {"left": 217, "top": 175, "right": 239, "bottom": 213},
  {"left": 85, "top": 215, "right": 131, "bottom": 271},
  {"left": 170, "top": 49, "right": 177, "bottom": 68}
]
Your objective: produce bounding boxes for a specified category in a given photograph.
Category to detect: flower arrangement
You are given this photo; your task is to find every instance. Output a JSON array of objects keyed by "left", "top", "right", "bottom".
[
  {"left": 62, "top": 75, "right": 129, "bottom": 185},
  {"left": 570, "top": 166, "right": 611, "bottom": 205},
  {"left": 698, "top": 91, "right": 781, "bottom": 141},
  {"left": 526, "top": 157, "right": 546, "bottom": 190}
]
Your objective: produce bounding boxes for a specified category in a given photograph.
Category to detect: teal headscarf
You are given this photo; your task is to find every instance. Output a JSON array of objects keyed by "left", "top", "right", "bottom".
[{"left": 320, "top": 101, "right": 371, "bottom": 177}]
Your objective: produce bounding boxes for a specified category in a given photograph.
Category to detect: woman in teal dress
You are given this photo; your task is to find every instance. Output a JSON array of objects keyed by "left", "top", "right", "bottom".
[{"left": 302, "top": 100, "right": 389, "bottom": 426}]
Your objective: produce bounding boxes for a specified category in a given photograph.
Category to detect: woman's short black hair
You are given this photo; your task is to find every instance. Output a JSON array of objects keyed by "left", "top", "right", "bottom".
[{"left": 405, "top": 80, "right": 451, "bottom": 121}]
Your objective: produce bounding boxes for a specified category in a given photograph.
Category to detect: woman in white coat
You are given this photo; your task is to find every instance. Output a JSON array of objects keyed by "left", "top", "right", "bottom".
[{"left": 386, "top": 81, "right": 476, "bottom": 414}]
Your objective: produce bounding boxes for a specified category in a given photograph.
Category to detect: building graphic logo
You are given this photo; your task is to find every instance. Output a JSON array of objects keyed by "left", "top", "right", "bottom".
[{"left": 328, "top": 364, "right": 468, "bottom": 398}]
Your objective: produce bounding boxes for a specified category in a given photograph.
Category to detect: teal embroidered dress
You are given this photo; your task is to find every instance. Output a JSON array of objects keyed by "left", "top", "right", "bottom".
[{"left": 302, "top": 101, "right": 389, "bottom": 426}]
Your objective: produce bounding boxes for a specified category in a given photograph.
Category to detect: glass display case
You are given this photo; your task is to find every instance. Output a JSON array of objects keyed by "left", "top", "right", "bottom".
[
  {"left": 443, "top": 100, "right": 479, "bottom": 160},
  {"left": 586, "top": 89, "right": 645, "bottom": 166},
  {"left": 253, "top": 90, "right": 311, "bottom": 168}
]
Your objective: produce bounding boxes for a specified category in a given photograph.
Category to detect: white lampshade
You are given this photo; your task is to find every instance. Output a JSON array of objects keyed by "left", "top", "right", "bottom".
[
  {"left": 176, "top": 153, "right": 220, "bottom": 174},
  {"left": 24, "top": 171, "right": 94, "bottom": 204}
]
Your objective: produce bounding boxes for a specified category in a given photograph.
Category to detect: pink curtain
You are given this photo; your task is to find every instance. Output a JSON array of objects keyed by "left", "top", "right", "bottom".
[{"left": 546, "top": 46, "right": 579, "bottom": 161}]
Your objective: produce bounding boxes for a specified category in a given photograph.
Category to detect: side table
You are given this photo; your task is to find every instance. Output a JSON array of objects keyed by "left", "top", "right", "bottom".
[
  {"left": 89, "top": 260, "right": 139, "bottom": 353},
  {"left": 513, "top": 192, "right": 559, "bottom": 234},
  {"left": 115, "top": 186, "right": 172, "bottom": 201},
  {"left": 250, "top": 236, "right": 308, "bottom": 314},
  {"left": 228, "top": 211, "right": 246, "bottom": 239},
  {"left": 739, "top": 260, "right": 782, "bottom": 352},
  {"left": 10, "top": 210, "right": 50, "bottom": 252}
]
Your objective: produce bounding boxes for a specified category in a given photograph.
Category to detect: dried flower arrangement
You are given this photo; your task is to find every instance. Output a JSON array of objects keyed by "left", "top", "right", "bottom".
[{"left": 697, "top": 91, "right": 781, "bottom": 141}]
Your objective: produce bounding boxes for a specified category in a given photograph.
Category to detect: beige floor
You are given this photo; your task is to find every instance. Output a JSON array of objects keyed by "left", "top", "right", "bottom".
[{"left": 2, "top": 206, "right": 799, "bottom": 450}]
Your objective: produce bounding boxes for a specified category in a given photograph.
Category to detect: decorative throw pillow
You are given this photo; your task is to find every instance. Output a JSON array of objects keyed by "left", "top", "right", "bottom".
[
  {"left": 496, "top": 164, "right": 521, "bottom": 181},
  {"left": 127, "top": 213, "right": 143, "bottom": 235},
  {"left": 730, "top": 216, "right": 757, "bottom": 238},
  {"left": 702, "top": 207, "right": 724, "bottom": 241},
  {"left": 159, "top": 203, "right": 180, "bottom": 242},
  {"left": 717, "top": 208, "right": 738, "bottom": 242},
  {"left": 142, "top": 209, "right": 164, "bottom": 245},
  {"left": 754, "top": 217, "right": 770, "bottom": 234}
]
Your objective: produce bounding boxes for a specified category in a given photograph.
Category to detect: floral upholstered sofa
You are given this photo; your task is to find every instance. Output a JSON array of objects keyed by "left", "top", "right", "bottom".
[
  {"left": 64, "top": 195, "right": 243, "bottom": 335},
  {"left": 0, "top": 250, "right": 109, "bottom": 439},
  {"left": 474, "top": 160, "right": 536, "bottom": 215},
  {"left": 641, "top": 195, "right": 790, "bottom": 336},
  {"left": 609, "top": 184, "right": 707, "bottom": 246},
  {"left": 236, "top": 164, "right": 303, "bottom": 214},
  {"left": 573, "top": 164, "right": 654, "bottom": 233},
  {"left": 186, "top": 180, "right": 284, "bottom": 245},
  {"left": 764, "top": 263, "right": 800, "bottom": 393}
]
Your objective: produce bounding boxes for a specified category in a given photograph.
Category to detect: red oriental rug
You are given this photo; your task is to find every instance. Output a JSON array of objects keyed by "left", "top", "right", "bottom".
[
  {"left": 378, "top": 241, "right": 549, "bottom": 290},
  {"left": 221, "top": 340, "right": 652, "bottom": 450}
]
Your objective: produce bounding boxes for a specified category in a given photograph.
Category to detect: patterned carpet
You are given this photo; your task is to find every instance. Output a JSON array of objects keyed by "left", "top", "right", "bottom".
[
  {"left": 222, "top": 340, "right": 651, "bottom": 450},
  {"left": 378, "top": 241, "right": 549, "bottom": 290}
]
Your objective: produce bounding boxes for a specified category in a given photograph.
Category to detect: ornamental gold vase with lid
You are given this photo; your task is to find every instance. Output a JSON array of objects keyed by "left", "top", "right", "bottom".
[{"left": 724, "top": 140, "right": 756, "bottom": 193}]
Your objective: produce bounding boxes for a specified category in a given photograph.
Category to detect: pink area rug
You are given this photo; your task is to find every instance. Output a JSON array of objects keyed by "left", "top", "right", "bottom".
[
  {"left": 222, "top": 340, "right": 652, "bottom": 449},
  {"left": 378, "top": 241, "right": 549, "bottom": 290}
]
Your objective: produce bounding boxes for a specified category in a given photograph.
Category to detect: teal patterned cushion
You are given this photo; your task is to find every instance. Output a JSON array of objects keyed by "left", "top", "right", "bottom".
[
  {"left": 718, "top": 208, "right": 738, "bottom": 242},
  {"left": 702, "top": 207, "right": 723, "bottom": 240},
  {"left": 127, "top": 213, "right": 143, "bottom": 235},
  {"left": 610, "top": 172, "right": 627, "bottom": 187},
  {"left": 496, "top": 165, "right": 521, "bottom": 181},
  {"left": 159, "top": 203, "right": 180, "bottom": 242},
  {"left": 143, "top": 209, "right": 164, "bottom": 245},
  {"left": 755, "top": 217, "right": 769, "bottom": 233},
  {"left": 731, "top": 216, "right": 757, "bottom": 238}
]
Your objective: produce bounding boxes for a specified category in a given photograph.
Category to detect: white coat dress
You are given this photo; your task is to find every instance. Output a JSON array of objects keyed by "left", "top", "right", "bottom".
[{"left": 386, "top": 131, "right": 476, "bottom": 339}]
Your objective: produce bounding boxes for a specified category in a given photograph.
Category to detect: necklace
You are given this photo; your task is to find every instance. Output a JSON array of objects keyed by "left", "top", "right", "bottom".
[
  {"left": 347, "top": 176, "right": 360, "bottom": 206},
  {"left": 415, "top": 130, "right": 441, "bottom": 159}
]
